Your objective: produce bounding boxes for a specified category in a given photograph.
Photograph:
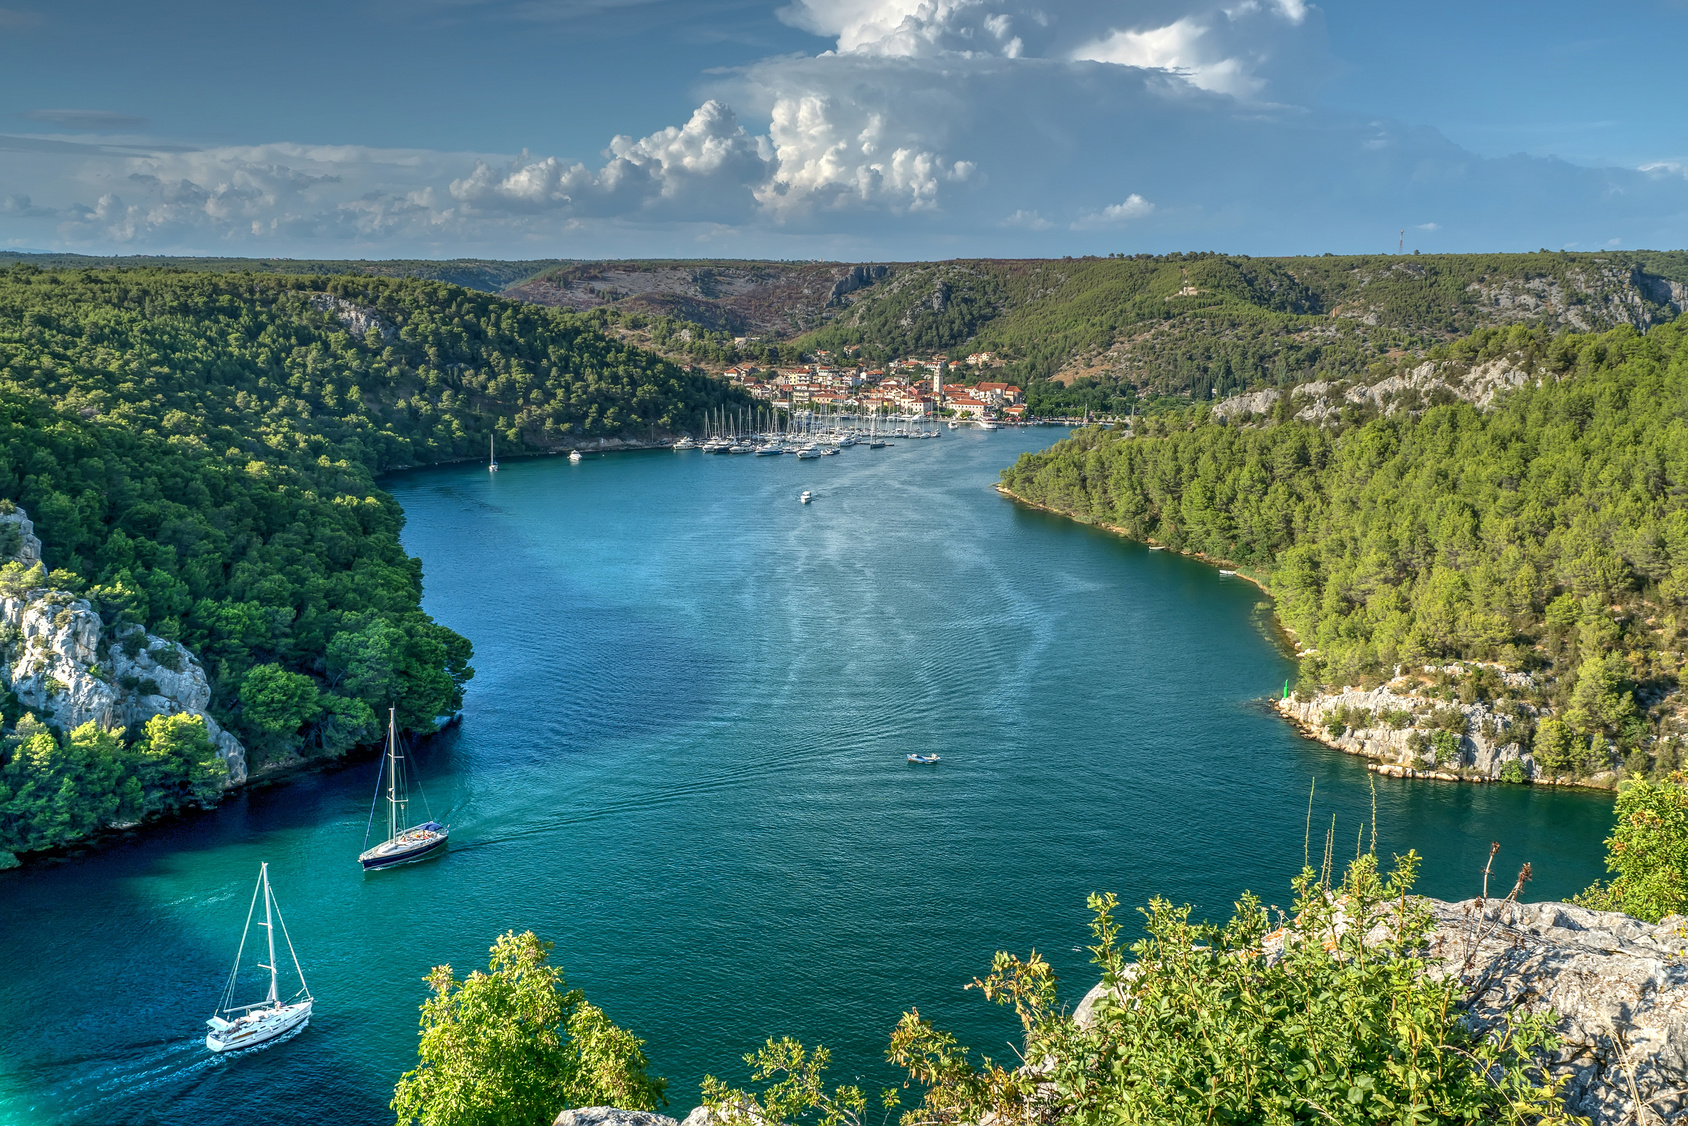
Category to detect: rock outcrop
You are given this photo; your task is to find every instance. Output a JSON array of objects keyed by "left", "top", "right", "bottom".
[
  {"left": 1276, "top": 673, "right": 1540, "bottom": 784},
  {"left": 1076, "top": 899, "right": 1688, "bottom": 1126},
  {"left": 553, "top": 1108, "right": 720, "bottom": 1126},
  {"left": 0, "top": 508, "right": 246, "bottom": 784},
  {"left": 309, "top": 292, "right": 396, "bottom": 342}
]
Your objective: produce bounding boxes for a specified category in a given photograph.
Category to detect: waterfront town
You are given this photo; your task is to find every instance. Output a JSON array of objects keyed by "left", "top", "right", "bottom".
[{"left": 720, "top": 350, "right": 1028, "bottom": 421}]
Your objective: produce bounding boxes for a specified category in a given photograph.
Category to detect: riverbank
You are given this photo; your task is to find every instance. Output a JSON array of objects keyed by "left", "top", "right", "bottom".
[
  {"left": 993, "top": 485, "right": 1618, "bottom": 793},
  {"left": 993, "top": 485, "right": 1274, "bottom": 595}
]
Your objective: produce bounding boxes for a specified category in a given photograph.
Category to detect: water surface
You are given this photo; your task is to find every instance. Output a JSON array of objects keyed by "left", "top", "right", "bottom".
[{"left": 0, "top": 428, "right": 1615, "bottom": 1124}]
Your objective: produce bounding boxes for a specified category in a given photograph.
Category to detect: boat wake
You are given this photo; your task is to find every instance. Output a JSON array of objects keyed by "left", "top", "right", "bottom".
[{"left": 4, "top": 1024, "right": 305, "bottom": 1124}]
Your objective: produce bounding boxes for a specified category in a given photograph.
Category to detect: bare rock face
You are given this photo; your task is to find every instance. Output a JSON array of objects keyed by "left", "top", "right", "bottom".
[
  {"left": 1276, "top": 672, "right": 1540, "bottom": 783},
  {"left": 0, "top": 506, "right": 247, "bottom": 785},
  {"left": 1075, "top": 899, "right": 1688, "bottom": 1126},
  {"left": 1429, "top": 898, "right": 1688, "bottom": 1126},
  {"left": 552, "top": 1109, "right": 681, "bottom": 1126},
  {"left": 0, "top": 508, "right": 43, "bottom": 563},
  {"left": 308, "top": 292, "right": 396, "bottom": 342}
]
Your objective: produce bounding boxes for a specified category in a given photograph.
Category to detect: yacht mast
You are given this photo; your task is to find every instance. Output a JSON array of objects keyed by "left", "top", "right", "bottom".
[
  {"left": 262, "top": 863, "right": 278, "bottom": 1007},
  {"left": 387, "top": 707, "right": 398, "bottom": 843}
]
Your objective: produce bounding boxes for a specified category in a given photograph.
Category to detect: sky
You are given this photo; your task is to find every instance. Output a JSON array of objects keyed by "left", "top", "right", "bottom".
[{"left": 1, "top": 0, "right": 1686, "bottom": 260}]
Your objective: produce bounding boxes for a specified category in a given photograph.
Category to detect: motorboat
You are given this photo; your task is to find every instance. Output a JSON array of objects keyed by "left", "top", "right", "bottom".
[
  {"left": 568, "top": 450, "right": 583, "bottom": 463},
  {"left": 673, "top": 436, "right": 697, "bottom": 450},
  {"left": 796, "top": 446, "right": 821, "bottom": 459},
  {"left": 206, "top": 863, "right": 312, "bottom": 1053},
  {"left": 907, "top": 753, "right": 940, "bottom": 765},
  {"left": 800, "top": 491, "right": 813, "bottom": 504}
]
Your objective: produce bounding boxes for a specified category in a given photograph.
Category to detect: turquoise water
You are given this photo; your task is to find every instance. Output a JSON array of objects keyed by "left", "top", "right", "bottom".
[{"left": 0, "top": 428, "right": 1615, "bottom": 1125}]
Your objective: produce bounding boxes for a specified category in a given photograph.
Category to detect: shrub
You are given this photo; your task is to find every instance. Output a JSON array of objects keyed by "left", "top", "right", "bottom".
[
  {"left": 707, "top": 856, "right": 1571, "bottom": 1126},
  {"left": 392, "top": 931, "right": 664, "bottom": 1126},
  {"left": 1576, "top": 771, "right": 1688, "bottom": 922},
  {"left": 1498, "top": 759, "right": 1529, "bottom": 785}
]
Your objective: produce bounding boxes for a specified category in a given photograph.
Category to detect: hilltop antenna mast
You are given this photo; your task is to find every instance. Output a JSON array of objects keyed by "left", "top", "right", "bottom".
[{"left": 1399, "top": 229, "right": 1405, "bottom": 254}]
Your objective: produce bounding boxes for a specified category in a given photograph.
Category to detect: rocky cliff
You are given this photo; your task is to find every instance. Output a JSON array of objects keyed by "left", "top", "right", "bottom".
[
  {"left": 0, "top": 507, "right": 246, "bottom": 784},
  {"left": 1275, "top": 668, "right": 1548, "bottom": 785}
]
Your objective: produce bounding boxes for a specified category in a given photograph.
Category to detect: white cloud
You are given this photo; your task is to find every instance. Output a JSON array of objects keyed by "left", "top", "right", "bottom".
[
  {"left": 450, "top": 101, "right": 773, "bottom": 220},
  {"left": 3, "top": 3, "right": 1687, "bottom": 257},
  {"left": 1416, "top": 221, "right": 1439, "bottom": 230},
  {"left": 1071, "top": 194, "right": 1156, "bottom": 229},
  {"left": 1001, "top": 208, "right": 1051, "bottom": 230}
]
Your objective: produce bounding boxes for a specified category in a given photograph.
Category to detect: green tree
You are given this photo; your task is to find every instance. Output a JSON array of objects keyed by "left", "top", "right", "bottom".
[
  {"left": 136, "top": 713, "right": 228, "bottom": 810},
  {"left": 1576, "top": 772, "right": 1688, "bottom": 922},
  {"left": 240, "top": 664, "right": 323, "bottom": 739},
  {"left": 392, "top": 930, "right": 665, "bottom": 1126}
]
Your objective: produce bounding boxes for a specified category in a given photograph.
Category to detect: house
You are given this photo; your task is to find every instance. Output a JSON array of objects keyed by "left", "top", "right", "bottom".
[{"left": 947, "top": 395, "right": 989, "bottom": 419}]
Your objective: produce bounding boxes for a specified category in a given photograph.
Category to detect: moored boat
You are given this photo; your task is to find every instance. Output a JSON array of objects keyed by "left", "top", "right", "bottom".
[
  {"left": 568, "top": 450, "right": 583, "bottom": 463},
  {"left": 907, "top": 753, "right": 940, "bottom": 764}
]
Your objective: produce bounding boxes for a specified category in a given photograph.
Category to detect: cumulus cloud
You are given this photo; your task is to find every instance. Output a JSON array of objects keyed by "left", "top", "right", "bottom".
[
  {"left": 450, "top": 102, "right": 773, "bottom": 220},
  {"left": 1071, "top": 194, "right": 1156, "bottom": 228},
  {"left": 3, "top": 1, "right": 1687, "bottom": 256},
  {"left": 1001, "top": 208, "right": 1051, "bottom": 230}
]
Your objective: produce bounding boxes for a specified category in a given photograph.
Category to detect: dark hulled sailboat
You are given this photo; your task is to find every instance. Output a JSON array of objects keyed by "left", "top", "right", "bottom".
[{"left": 359, "top": 707, "right": 448, "bottom": 871}]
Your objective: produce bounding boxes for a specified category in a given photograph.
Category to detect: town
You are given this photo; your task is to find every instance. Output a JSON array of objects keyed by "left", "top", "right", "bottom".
[{"left": 721, "top": 350, "right": 1028, "bottom": 422}]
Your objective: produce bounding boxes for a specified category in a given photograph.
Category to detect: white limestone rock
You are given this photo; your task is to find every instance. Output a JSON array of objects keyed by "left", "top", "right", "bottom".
[
  {"left": 0, "top": 507, "right": 247, "bottom": 786},
  {"left": 553, "top": 1110, "right": 680, "bottom": 1126},
  {"left": 0, "top": 507, "right": 43, "bottom": 563}
]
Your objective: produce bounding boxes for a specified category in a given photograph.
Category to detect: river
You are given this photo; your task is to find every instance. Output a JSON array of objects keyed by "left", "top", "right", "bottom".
[{"left": 0, "top": 426, "right": 1615, "bottom": 1124}]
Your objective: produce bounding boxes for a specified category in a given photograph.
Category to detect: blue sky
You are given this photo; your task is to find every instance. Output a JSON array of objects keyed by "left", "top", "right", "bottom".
[{"left": 2, "top": 0, "right": 1686, "bottom": 259}]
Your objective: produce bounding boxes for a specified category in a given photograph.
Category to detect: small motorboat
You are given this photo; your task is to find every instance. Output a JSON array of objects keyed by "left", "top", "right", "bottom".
[
  {"left": 907, "top": 753, "right": 940, "bottom": 764},
  {"left": 1219, "top": 569, "right": 1236, "bottom": 576},
  {"left": 568, "top": 450, "right": 583, "bottom": 463},
  {"left": 800, "top": 491, "right": 812, "bottom": 504}
]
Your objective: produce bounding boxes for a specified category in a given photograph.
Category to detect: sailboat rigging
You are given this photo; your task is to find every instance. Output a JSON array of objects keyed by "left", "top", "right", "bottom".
[
  {"left": 205, "top": 863, "right": 313, "bottom": 1053},
  {"left": 359, "top": 707, "right": 449, "bottom": 871},
  {"left": 489, "top": 434, "right": 499, "bottom": 472}
]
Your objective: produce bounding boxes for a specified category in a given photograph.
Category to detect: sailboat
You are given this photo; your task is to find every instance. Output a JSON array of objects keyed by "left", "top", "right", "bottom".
[
  {"left": 205, "top": 863, "right": 313, "bottom": 1053},
  {"left": 359, "top": 708, "right": 448, "bottom": 871},
  {"left": 488, "top": 435, "right": 498, "bottom": 472}
]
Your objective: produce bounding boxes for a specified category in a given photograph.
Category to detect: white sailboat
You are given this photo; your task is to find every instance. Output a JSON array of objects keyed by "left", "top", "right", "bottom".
[
  {"left": 359, "top": 708, "right": 449, "bottom": 871},
  {"left": 488, "top": 435, "right": 499, "bottom": 472},
  {"left": 205, "top": 863, "right": 313, "bottom": 1053}
]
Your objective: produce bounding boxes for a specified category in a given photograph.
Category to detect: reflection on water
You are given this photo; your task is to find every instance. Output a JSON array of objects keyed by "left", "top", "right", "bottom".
[{"left": 0, "top": 429, "right": 1615, "bottom": 1124}]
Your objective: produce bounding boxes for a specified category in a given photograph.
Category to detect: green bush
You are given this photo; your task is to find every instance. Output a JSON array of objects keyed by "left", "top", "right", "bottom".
[
  {"left": 1576, "top": 771, "right": 1688, "bottom": 922},
  {"left": 708, "top": 855, "right": 1571, "bottom": 1126},
  {"left": 1498, "top": 759, "right": 1530, "bottom": 785},
  {"left": 392, "top": 930, "right": 664, "bottom": 1126}
]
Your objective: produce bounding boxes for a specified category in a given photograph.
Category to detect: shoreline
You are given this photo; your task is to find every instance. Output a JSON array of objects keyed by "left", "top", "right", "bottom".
[
  {"left": 994, "top": 483, "right": 1275, "bottom": 596},
  {"left": 993, "top": 484, "right": 1613, "bottom": 795}
]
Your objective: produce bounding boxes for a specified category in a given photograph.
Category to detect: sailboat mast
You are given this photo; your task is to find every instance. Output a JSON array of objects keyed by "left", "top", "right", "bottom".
[
  {"left": 263, "top": 863, "right": 278, "bottom": 1006},
  {"left": 387, "top": 707, "right": 398, "bottom": 843}
]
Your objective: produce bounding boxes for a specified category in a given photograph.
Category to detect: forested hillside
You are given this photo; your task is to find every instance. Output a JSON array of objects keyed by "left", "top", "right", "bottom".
[
  {"left": 1002, "top": 318, "right": 1688, "bottom": 781},
  {"left": 0, "top": 252, "right": 566, "bottom": 293},
  {"left": 0, "top": 265, "right": 749, "bottom": 856}
]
